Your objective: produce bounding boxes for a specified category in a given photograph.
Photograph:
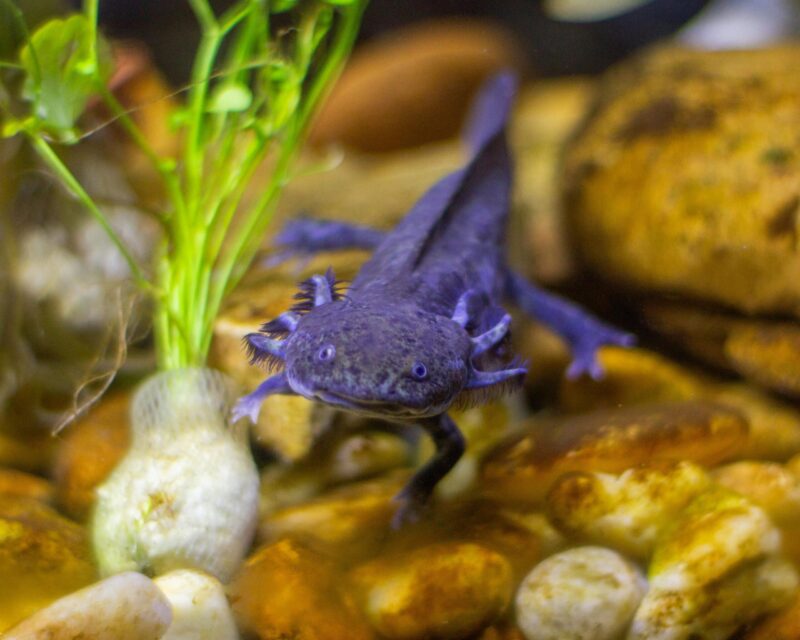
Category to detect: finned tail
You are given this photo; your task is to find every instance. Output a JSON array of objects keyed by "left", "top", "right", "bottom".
[{"left": 462, "top": 71, "right": 518, "bottom": 154}]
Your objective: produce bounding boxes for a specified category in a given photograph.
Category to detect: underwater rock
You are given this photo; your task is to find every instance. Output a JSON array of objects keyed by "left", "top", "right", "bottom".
[
  {"left": 742, "top": 589, "right": 800, "bottom": 640},
  {"left": 558, "top": 346, "right": 703, "bottom": 412},
  {"left": 713, "top": 461, "right": 800, "bottom": 528},
  {"left": 563, "top": 45, "right": 800, "bottom": 317},
  {"left": 0, "top": 495, "right": 96, "bottom": 631},
  {"left": 52, "top": 391, "right": 130, "bottom": 521},
  {"left": 92, "top": 369, "right": 259, "bottom": 583},
  {"left": 481, "top": 400, "right": 747, "bottom": 504},
  {"left": 259, "top": 472, "right": 403, "bottom": 560},
  {"left": 508, "top": 78, "right": 593, "bottom": 284},
  {"left": 349, "top": 541, "right": 513, "bottom": 640},
  {"left": 2, "top": 572, "right": 172, "bottom": 640},
  {"left": 0, "top": 468, "right": 53, "bottom": 503},
  {"left": 559, "top": 345, "right": 800, "bottom": 461},
  {"left": 546, "top": 462, "right": 711, "bottom": 560},
  {"left": 629, "top": 487, "right": 798, "bottom": 639},
  {"left": 309, "top": 19, "right": 525, "bottom": 152},
  {"left": 0, "top": 428, "right": 57, "bottom": 474},
  {"left": 229, "top": 538, "right": 375, "bottom": 640},
  {"left": 642, "top": 300, "right": 800, "bottom": 399},
  {"left": 154, "top": 569, "right": 239, "bottom": 640},
  {"left": 514, "top": 546, "right": 646, "bottom": 640}
]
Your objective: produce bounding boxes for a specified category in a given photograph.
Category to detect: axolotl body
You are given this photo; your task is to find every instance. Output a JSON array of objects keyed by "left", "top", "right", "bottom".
[{"left": 234, "top": 73, "right": 633, "bottom": 526}]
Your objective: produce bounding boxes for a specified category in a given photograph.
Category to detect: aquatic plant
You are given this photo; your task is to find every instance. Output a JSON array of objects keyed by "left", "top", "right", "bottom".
[
  {"left": 0, "top": 0, "right": 367, "bottom": 579},
  {"left": 2, "top": 0, "right": 366, "bottom": 371}
]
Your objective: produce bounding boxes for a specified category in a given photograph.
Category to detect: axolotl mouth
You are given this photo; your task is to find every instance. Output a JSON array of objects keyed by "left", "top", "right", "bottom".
[{"left": 312, "top": 390, "right": 435, "bottom": 420}]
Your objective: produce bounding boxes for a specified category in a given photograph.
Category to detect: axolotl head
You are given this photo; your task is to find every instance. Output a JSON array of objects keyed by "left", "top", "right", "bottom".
[
  {"left": 242, "top": 272, "right": 527, "bottom": 420},
  {"left": 283, "top": 301, "right": 472, "bottom": 418}
]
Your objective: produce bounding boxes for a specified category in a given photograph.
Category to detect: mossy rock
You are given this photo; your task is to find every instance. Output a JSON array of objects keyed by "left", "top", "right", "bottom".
[{"left": 563, "top": 45, "right": 800, "bottom": 316}]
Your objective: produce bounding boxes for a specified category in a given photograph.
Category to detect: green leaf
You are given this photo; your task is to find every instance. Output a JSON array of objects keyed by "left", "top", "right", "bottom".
[
  {"left": 207, "top": 82, "right": 253, "bottom": 113},
  {"left": 321, "top": 0, "right": 359, "bottom": 5},
  {"left": 271, "top": 0, "right": 299, "bottom": 12},
  {"left": 18, "top": 14, "right": 112, "bottom": 141}
]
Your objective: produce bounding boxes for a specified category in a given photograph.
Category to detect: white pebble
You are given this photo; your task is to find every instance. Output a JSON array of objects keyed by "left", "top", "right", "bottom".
[
  {"left": 515, "top": 546, "right": 646, "bottom": 640},
  {"left": 155, "top": 570, "right": 239, "bottom": 640},
  {"left": 3, "top": 572, "right": 172, "bottom": 639}
]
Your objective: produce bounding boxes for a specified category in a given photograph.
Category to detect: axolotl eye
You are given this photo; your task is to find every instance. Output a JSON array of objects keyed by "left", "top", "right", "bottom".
[
  {"left": 410, "top": 361, "right": 428, "bottom": 380},
  {"left": 317, "top": 344, "right": 336, "bottom": 362}
]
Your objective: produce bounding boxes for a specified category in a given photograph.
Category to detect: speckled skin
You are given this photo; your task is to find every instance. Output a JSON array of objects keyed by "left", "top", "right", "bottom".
[{"left": 235, "top": 73, "right": 632, "bottom": 525}]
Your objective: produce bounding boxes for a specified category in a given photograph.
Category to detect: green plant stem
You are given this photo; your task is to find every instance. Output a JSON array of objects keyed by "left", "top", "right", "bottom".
[
  {"left": 27, "top": 133, "right": 151, "bottom": 290},
  {"left": 98, "top": 86, "right": 184, "bottom": 224},
  {"left": 200, "top": 1, "right": 367, "bottom": 356}
]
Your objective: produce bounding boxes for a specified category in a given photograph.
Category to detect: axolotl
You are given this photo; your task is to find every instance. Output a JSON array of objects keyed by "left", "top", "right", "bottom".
[{"left": 233, "top": 73, "right": 633, "bottom": 526}]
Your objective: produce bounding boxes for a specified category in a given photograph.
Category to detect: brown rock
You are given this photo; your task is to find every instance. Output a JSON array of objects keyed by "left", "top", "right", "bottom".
[
  {"left": 0, "top": 429, "right": 56, "bottom": 474},
  {"left": 481, "top": 400, "right": 748, "bottom": 504},
  {"left": 559, "top": 345, "right": 800, "bottom": 461},
  {"left": 0, "top": 468, "right": 53, "bottom": 503},
  {"left": 52, "top": 392, "right": 130, "bottom": 521},
  {"left": 0, "top": 495, "right": 97, "bottom": 631},
  {"left": 228, "top": 538, "right": 375, "bottom": 640},
  {"left": 642, "top": 299, "right": 800, "bottom": 399},
  {"left": 310, "top": 19, "right": 525, "bottom": 152},
  {"left": 564, "top": 45, "right": 800, "bottom": 317},
  {"left": 349, "top": 541, "right": 513, "bottom": 640},
  {"left": 743, "top": 589, "right": 800, "bottom": 640},
  {"left": 258, "top": 472, "right": 404, "bottom": 562}
]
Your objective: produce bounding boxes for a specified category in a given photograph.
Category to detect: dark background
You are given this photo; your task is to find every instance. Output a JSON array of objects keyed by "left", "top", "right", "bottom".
[{"left": 72, "top": 0, "right": 711, "bottom": 82}]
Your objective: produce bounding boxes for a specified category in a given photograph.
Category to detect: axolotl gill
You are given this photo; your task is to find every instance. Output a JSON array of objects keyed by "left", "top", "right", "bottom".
[{"left": 234, "top": 73, "right": 634, "bottom": 526}]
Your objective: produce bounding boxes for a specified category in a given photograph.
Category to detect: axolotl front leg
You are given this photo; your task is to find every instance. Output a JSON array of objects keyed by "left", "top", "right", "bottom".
[{"left": 271, "top": 217, "right": 635, "bottom": 378}]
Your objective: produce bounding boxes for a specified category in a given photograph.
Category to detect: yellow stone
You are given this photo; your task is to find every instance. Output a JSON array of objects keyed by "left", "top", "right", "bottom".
[
  {"left": 0, "top": 495, "right": 97, "bottom": 632},
  {"left": 631, "top": 487, "right": 798, "bottom": 639},
  {"left": 546, "top": 461, "right": 711, "bottom": 559}
]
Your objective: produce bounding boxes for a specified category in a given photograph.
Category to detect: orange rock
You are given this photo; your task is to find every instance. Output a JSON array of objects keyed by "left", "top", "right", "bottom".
[
  {"left": 310, "top": 19, "right": 525, "bottom": 152},
  {"left": 52, "top": 392, "right": 130, "bottom": 521},
  {"left": 259, "top": 473, "right": 403, "bottom": 562},
  {"left": 0, "top": 429, "right": 57, "bottom": 474},
  {"left": 0, "top": 468, "right": 53, "bottom": 503},
  {"left": 0, "top": 495, "right": 97, "bottom": 631},
  {"left": 228, "top": 538, "right": 375, "bottom": 640},
  {"left": 743, "top": 589, "right": 800, "bottom": 640},
  {"left": 349, "top": 541, "right": 513, "bottom": 640},
  {"left": 481, "top": 401, "right": 748, "bottom": 504}
]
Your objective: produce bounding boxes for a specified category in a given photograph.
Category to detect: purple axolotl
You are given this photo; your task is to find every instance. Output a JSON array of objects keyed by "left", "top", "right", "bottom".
[{"left": 233, "top": 73, "right": 633, "bottom": 526}]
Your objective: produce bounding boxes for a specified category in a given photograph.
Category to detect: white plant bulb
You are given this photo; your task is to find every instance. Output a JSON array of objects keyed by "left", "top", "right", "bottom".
[{"left": 92, "top": 368, "right": 259, "bottom": 582}]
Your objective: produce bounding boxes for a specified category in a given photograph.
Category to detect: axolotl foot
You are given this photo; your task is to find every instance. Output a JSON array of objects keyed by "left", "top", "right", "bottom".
[
  {"left": 566, "top": 324, "right": 637, "bottom": 380},
  {"left": 390, "top": 485, "right": 430, "bottom": 529}
]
